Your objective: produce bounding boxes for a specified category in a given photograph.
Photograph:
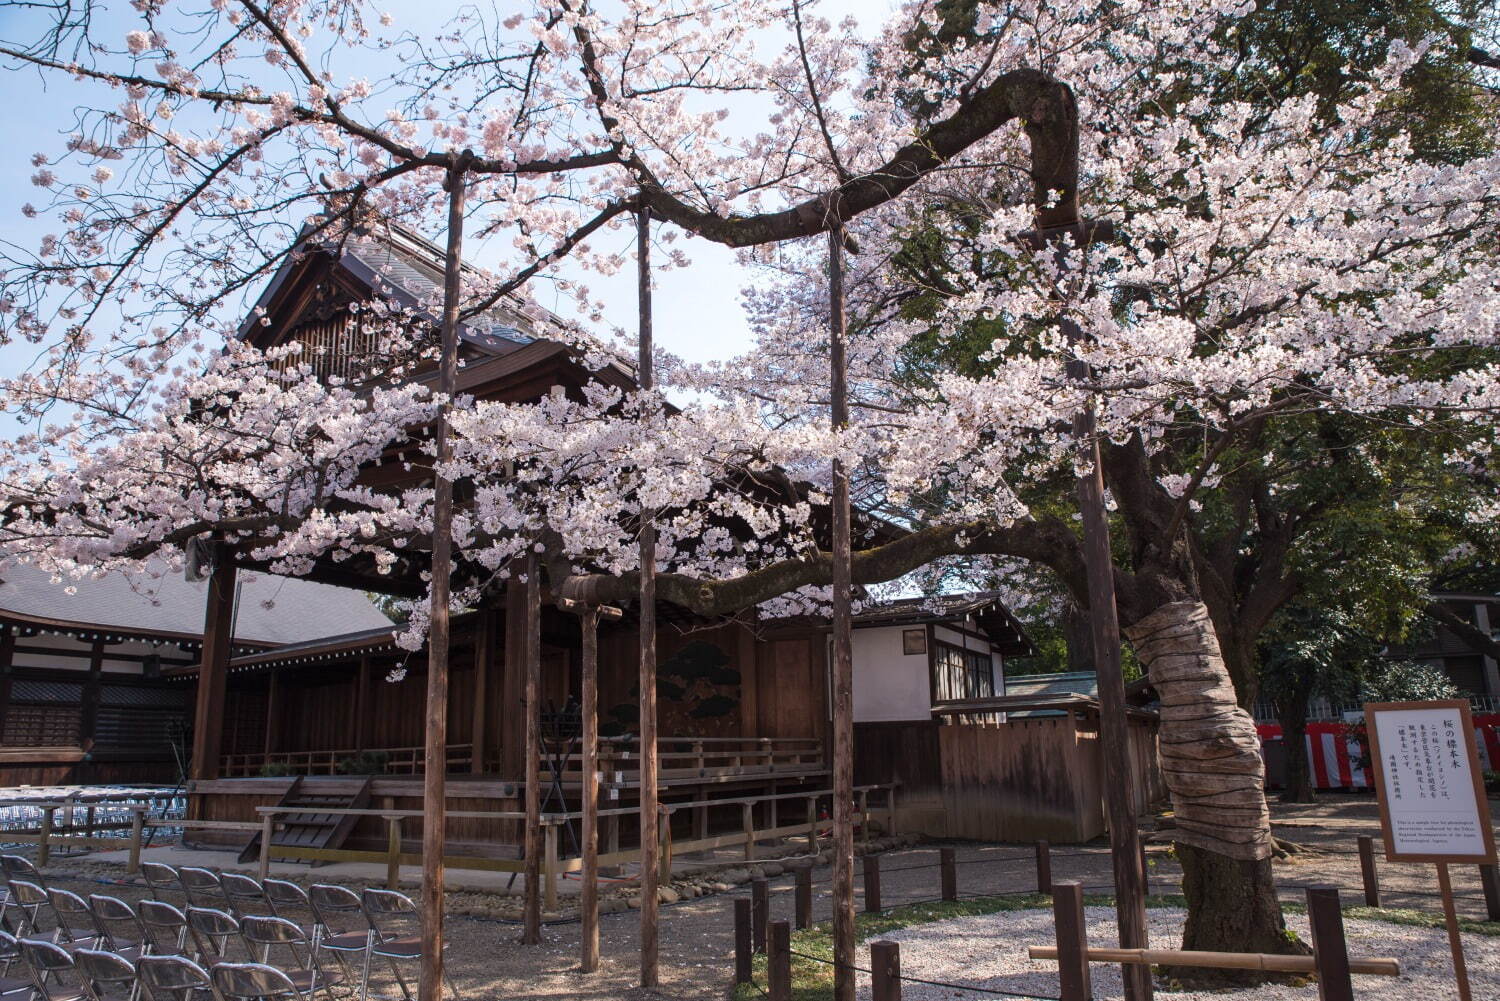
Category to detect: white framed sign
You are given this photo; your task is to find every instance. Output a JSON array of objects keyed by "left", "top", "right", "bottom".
[{"left": 1364, "top": 699, "right": 1496, "bottom": 864}]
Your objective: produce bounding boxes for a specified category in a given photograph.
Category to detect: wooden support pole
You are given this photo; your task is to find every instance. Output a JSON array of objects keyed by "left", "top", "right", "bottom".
[
  {"left": 636, "top": 204, "right": 661, "bottom": 990},
  {"left": 38, "top": 807, "right": 53, "bottom": 868},
  {"left": 1357, "top": 836, "right": 1381, "bottom": 908},
  {"left": 795, "top": 865, "right": 812, "bottom": 930},
  {"left": 1052, "top": 881, "right": 1091, "bottom": 1001},
  {"left": 1036, "top": 840, "right": 1052, "bottom": 895},
  {"left": 807, "top": 796, "right": 819, "bottom": 853},
  {"left": 742, "top": 802, "right": 757, "bottom": 861},
  {"left": 471, "top": 610, "right": 494, "bottom": 774},
  {"left": 544, "top": 822, "right": 559, "bottom": 913},
  {"left": 863, "top": 854, "right": 881, "bottom": 913},
  {"left": 1479, "top": 863, "right": 1500, "bottom": 922},
  {"left": 1435, "top": 864, "right": 1471, "bottom": 1001},
  {"left": 0, "top": 627, "right": 14, "bottom": 744},
  {"left": 1305, "top": 885, "right": 1354, "bottom": 1001},
  {"left": 419, "top": 152, "right": 471, "bottom": 1001},
  {"left": 734, "top": 898, "right": 753, "bottom": 984},
  {"left": 871, "top": 940, "right": 901, "bottom": 1001},
  {"left": 751, "top": 877, "right": 769, "bottom": 954},
  {"left": 80, "top": 637, "right": 105, "bottom": 749},
  {"left": 580, "top": 606, "right": 601, "bottom": 974},
  {"left": 265, "top": 670, "right": 281, "bottom": 757},
  {"left": 502, "top": 577, "right": 526, "bottom": 779},
  {"left": 190, "top": 552, "right": 237, "bottom": 786},
  {"left": 258, "top": 814, "right": 273, "bottom": 881},
  {"left": 386, "top": 817, "right": 402, "bottom": 890},
  {"left": 768, "top": 920, "right": 791, "bottom": 1001},
  {"left": 127, "top": 808, "right": 144, "bottom": 874},
  {"left": 658, "top": 806, "right": 672, "bottom": 885},
  {"left": 940, "top": 847, "right": 957, "bottom": 902},
  {"left": 523, "top": 552, "right": 543, "bottom": 945},
  {"left": 828, "top": 222, "right": 857, "bottom": 1001},
  {"left": 353, "top": 656, "right": 371, "bottom": 752}
]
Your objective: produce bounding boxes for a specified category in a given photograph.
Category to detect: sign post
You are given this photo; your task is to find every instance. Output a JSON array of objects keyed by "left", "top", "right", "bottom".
[{"left": 1365, "top": 699, "right": 1497, "bottom": 1001}]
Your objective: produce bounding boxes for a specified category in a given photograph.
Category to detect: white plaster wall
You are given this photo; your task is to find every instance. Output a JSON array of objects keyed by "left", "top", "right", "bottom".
[{"left": 852, "top": 625, "right": 931, "bottom": 722}]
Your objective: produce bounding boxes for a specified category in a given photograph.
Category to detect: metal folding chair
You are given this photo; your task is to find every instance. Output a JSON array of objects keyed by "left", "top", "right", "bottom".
[
  {"left": 183, "top": 908, "right": 244, "bottom": 969},
  {"left": 18, "top": 937, "right": 87, "bottom": 1001},
  {"left": 136, "top": 901, "right": 188, "bottom": 958},
  {"left": 218, "top": 874, "right": 268, "bottom": 920},
  {"left": 241, "top": 916, "right": 342, "bottom": 1000},
  {"left": 211, "top": 962, "right": 309, "bottom": 1001},
  {"left": 361, "top": 888, "right": 458, "bottom": 1001},
  {"left": 86, "top": 897, "right": 147, "bottom": 960},
  {"left": 0, "top": 932, "right": 33, "bottom": 997},
  {"left": 263, "top": 880, "right": 318, "bottom": 943},
  {"left": 72, "top": 949, "right": 137, "bottom": 1001},
  {"left": 176, "top": 870, "right": 229, "bottom": 912},
  {"left": 135, "top": 955, "right": 215, "bottom": 1001},
  {"left": 47, "top": 890, "right": 104, "bottom": 952},
  {"left": 306, "top": 885, "right": 370, "bottom": 987},
  {"left": 0, "top": 856, "right": 44, "bottom": 935},
  {"left": 138, "top": 864, "right": 185, "bottom": 906},
  {"left": 4, "top": 881, "right": 48, "bottom": 939}
]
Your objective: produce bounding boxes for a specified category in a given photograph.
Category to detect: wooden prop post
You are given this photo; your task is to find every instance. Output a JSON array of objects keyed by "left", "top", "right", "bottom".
[
  {"left": 1357, "top": 836, "right": 1381, "bottom": 908},
  {"left": 1052, "top": 881, "right": 1091, "bottom": 1001},
  {"left": 636, "top": 204, "right": 661, "bottom": 990},
  {"left": 871, "top": 940, "right": 901, "bottom": 1001},
  {"left": 420, "top": 151, "right": 471, "bottom": 1001},
  {"left": 1035, "top": 840, "right": 1052, "bottom": 894},
  {"left": 940, "top": 847, "right": 957, "bottom": 902},
  {"left": 863, "top": 854, "right": 881, "bottom": 913},
  {"left": 522, "top": 552, "right": 543, "bottom": 945},
  {"left": 1364, "top": 700, "right": 1496, "bottom": 1001},
  {"left": 1305, "top": 886, "right": 1353, "bottom": 1001},
  {"left": 828, "top": 221, "right": 857, "bottom": 1001},
  {"left": 734, "top": 898, "right": 753, "bottom": 984},
  {"left": 559, "top": 598, "right": 622, "bottom": 974},
  {"left": 795, "top": 865, "right": 813, "bottom": 929},
  {"left": 752, "top": 877, "right": 769, "bottom": 953},
  {"left": 768, "top": 920, "right": 791, "bottom": 1001}
]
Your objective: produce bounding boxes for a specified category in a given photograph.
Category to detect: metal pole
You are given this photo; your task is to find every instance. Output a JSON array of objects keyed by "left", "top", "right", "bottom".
[{"left": 420, "top": 151, "right": 470, "bottom": 1001}]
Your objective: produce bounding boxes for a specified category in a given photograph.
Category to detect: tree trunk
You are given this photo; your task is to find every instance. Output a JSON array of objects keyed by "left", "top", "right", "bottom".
[
  {"left": 1276, "top": 699, "right": 1317, "bottom": 805},
  {"left": 1124, "top": 600, "right": 1303, "bottom": 984}
]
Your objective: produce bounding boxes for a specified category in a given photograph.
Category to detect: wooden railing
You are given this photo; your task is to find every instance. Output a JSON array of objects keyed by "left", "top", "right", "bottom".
[
  {"left": 560, "top": 735, "right": 824, "bottom": 787},
  {"left": 218, "top": 744, "right": 473, "bottom": 778},
  {"left": 122, "top": 782, "right": 899, "bottom": 912}
]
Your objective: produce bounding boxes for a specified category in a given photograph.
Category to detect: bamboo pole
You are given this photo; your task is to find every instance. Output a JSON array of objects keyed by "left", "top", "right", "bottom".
[
  {"left": 636, "top": 204, "right": 661, "bottom": 988},
  {"left": 1026, "top": 946, "right": 1399, "bottom": 978},
  {"left": 421, "top": 149, "right": 472, "bottom": 1001},
  {"left": 828, "top": 222, "right": 856, "bottom": 1001}
]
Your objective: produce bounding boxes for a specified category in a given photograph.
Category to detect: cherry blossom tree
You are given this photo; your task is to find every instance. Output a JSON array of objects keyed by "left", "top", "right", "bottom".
[{"left": 3, "top": 0, "right": 1499, "bottom": 994}]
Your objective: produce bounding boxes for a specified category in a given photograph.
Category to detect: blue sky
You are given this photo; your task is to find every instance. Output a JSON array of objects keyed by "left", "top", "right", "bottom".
[{"left": 0, "top": 0, "right": 887, "bottom": 437}]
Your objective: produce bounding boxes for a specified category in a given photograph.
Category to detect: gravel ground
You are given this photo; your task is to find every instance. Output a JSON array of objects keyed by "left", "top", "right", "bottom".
[{"left": 853, "top": 906, "right": 1498, "bottom": 1000}]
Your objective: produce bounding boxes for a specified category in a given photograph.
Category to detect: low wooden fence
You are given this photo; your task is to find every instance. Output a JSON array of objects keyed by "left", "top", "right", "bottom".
[
  {"left": 218, "top": 743, "right": 474, "bottom": 778},
  {"left": 111, "top": 782, "right": 896, "bottom": 907}
]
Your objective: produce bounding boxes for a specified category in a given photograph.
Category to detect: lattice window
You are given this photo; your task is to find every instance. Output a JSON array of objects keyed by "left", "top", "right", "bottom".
[{"left": 932, "top": 642, "right": 995, "bottom": 703}]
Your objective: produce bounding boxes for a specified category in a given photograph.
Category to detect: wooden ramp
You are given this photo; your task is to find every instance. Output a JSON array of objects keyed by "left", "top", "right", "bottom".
[{"left": 238, "top": 776, "right": 373, "bottom": 865}]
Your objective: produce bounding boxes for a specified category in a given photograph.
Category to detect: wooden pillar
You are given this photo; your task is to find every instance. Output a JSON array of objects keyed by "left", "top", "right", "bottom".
[
  {"left": 737, "top": 620, "right": 759, "bottom": 738},
  {"left": 502, "top": 576, "right": 527, "bottom": 779},
  {"left": 0, "top": 627, "right": 14, "bottom": 743},
  {"left": 522, "top": 553, "right": 543, "bottom": 945},
  {"left": 264, "top": 671, "right": 281, "bottom": 756},
  {"left": 190, "top": 552, "right": 237, "bottom": 783},
  {"left": 352, "top": 656, "right": 371, "bottom": 752},
  {"left": 79, "top": 637, "right": 105, "bottom": 746},
  {"left": 471, "top": 608, "right": 497, "bottom": 774}
]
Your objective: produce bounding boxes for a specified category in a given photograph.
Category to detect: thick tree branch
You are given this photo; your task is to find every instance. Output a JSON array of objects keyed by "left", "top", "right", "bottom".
[{"left": 1425, "top": 600, "right": 1500, "bottom": 662}]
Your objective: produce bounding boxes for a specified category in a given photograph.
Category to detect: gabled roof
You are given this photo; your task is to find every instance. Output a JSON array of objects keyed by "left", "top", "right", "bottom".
[
  {"left": 0, "top": 560, "right": 393, "bottom": 648},
  {"left": 854, "top": 590, "right": 1034, "bottom": 656}
]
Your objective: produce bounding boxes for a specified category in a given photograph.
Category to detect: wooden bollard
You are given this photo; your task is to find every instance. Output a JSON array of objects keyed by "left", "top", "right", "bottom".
[
  {"left": 1480, "top": 863, "right": 1500, "bottom": 922},
  {"left": 743, "top": 802, "right": 757, "bottom": 861},
  {"left": 794, "top": 865, "right": 813, "bottom": 929},
  {"left": 940, "top": 846, "right": 957, "bottom": 902},
  {"left": 733, "top": 898, "right": 753, "bottom": 984},
  {"left": 385, "top": 817, "right": 402, "bottom": 890},
  {"left": 871, "top": 939, "right": 902, "bottom": 1001},
  {"left": 1035, "top": 840, "right": 1051, "bottom": 895},
  {"left": 863, "top": 854, "right": 881, "bottom": 913},
  {"left": 1306, "top": 885, "right": 1354, "bottom": 1001},
  {"left": 1357, "top": 836, "right": 1381, "bottom": 908},
  {"left": 1052, "top": 881, "right": 1090, "bottom": 1001},
  {"left": 768, "top": 920, "right": 791, "bottom": 1001},
  {"left": 258, "top": 813, "right": 273, "bottom": 882},
  {"left": 751, "top": 878, "right": 769, "bottom": 954}
]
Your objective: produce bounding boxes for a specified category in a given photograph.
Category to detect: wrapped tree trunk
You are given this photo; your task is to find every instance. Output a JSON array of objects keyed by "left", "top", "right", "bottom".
[{"left": 1124, "top": 600, "right": 1303, "bottom": 984}]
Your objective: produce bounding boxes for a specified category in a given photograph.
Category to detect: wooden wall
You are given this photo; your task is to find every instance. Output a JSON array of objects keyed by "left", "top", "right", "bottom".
[{"left": 855, "top": 713, "right": 1166, "bottom": 843}]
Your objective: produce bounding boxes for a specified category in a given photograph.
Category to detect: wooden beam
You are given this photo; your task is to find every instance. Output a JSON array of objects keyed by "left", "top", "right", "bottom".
[
  {"left": 265, "top": 672, "right": 281, "bottom": 756},
  {"left": 737, "top": 619, "right": 759, "bottom": 738},
  {"left": 0, "top": 627, "right": 14, "bottom": 744},
  {"left": 79, "top": 637, "right": 106, "bottom": 748},
  {"left": 190, "top": 552, "right": 237, "bottom": 784},
  {"left": 353, "top": 657, "right": 371, "bottom": 752},
  {"left": 522, "top": 553, "right": 543, "bottom": 944}
]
